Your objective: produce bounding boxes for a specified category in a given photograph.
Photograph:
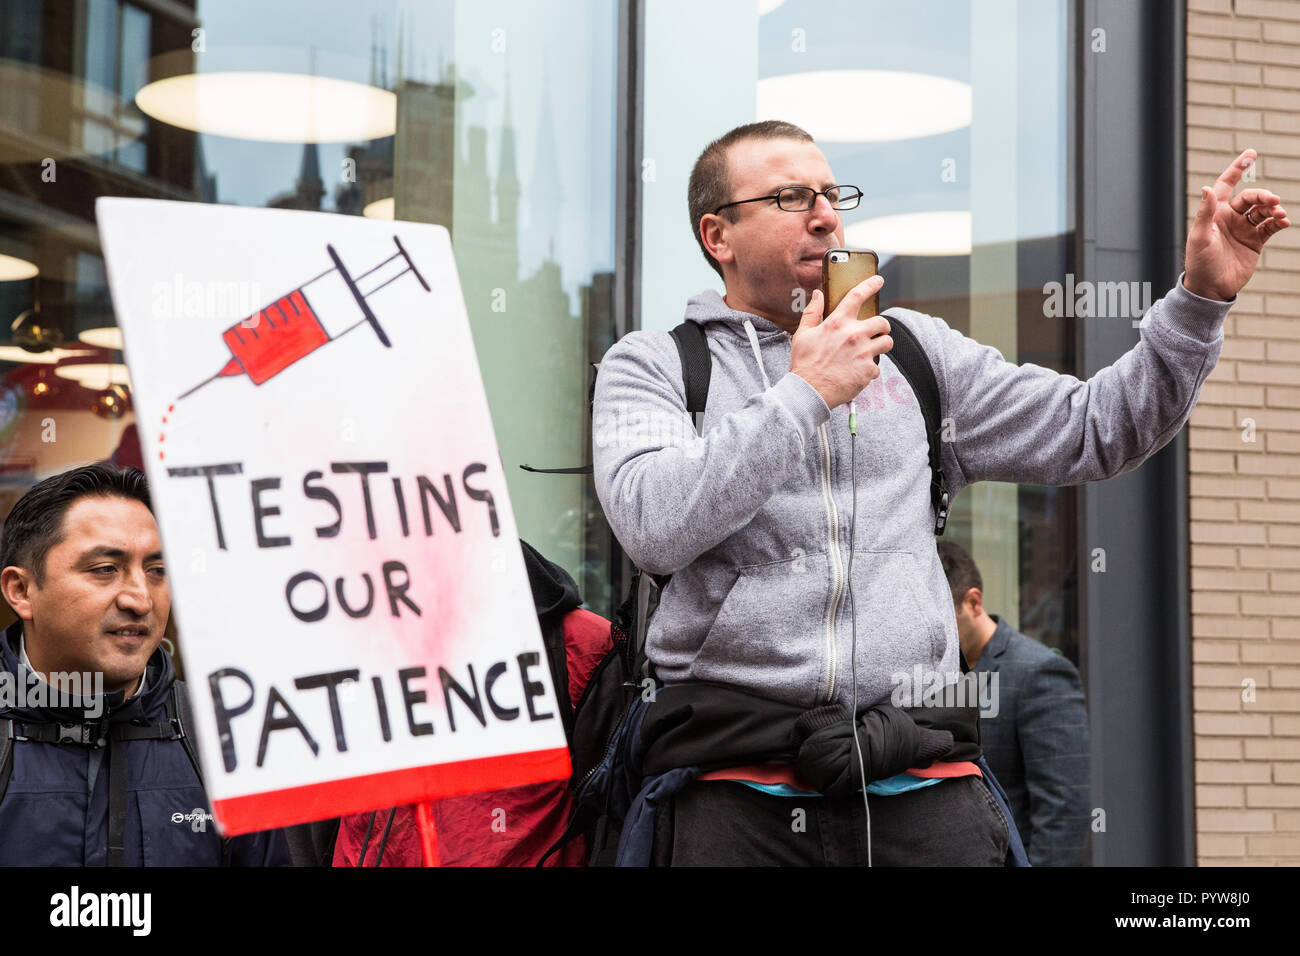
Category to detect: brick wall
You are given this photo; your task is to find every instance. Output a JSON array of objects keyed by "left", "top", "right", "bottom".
[{"left": 1187, "top": 0, "right": 1300, "bottom": 866}]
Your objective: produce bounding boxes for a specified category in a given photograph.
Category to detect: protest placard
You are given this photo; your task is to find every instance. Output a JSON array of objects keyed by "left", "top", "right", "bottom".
[{"left": 96, "top": 198, "right": 571, "bottom": 837}]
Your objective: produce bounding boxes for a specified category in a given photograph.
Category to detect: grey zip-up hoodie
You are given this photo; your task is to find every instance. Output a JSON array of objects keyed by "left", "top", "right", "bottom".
[{"left": 592, "top": 276, "right": 1231, "bottom": 712}]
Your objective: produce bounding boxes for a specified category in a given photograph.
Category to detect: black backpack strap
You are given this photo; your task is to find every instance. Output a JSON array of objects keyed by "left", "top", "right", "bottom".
[
  {"left": 0, "top": 719, "right": 13, "bottom": 805},
  {"left": 885, "top": 315, "right": 950, "bottom": 535},
  {"left": 542, "top": 612, "right": 576, "bottom": 743},
  {"left": 519, "top": 464, "right": 592, "bottom": 474},
  {"left": 168, "top": 680, "right": 206, "bottom": 788},
  {"left": 111, "top": 699, "right": 188, "bottom": 868},
  {"left": 107, "top": 732, "right": 128, "bottom": 866},
  {"left": 521, "top": 363, "right": 601, "bottom": 475},
  {"left": 669, "top": 321, "right": 711, "bottom": 436},
  {"left": 631, "top": 569, "right": 658, "bottom": 681},
  {"left": 168, "top": 680, "right": 236, "bottom": 865}
]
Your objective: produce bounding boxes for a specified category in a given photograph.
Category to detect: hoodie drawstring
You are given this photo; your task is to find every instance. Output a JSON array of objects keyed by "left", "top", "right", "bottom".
[{"left": 743, "top": 318, "right": 773, "bottom": 391}]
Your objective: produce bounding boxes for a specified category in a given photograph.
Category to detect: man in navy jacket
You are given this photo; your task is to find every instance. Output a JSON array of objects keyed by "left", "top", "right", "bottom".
[
  {"left": 0, "top": 463, "right": 289, "bottom": 866},
  {"left": 939, "top": 541, "right": 1090, "bottom": 866}
]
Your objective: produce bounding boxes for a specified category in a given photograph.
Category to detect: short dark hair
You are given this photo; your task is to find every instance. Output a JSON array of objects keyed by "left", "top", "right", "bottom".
[
  {"left": 0, "top": 463, "right": 153, "bottom": 587},
  {"left": 937, "top": 540, "right": 983, "bottom": 608},
  {"left": 687, "top": 120, "right": 816, "bottom": 279}
]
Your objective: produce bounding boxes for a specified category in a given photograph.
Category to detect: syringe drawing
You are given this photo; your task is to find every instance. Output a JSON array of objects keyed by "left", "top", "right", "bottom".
[{"left": 177, "top": 236, "right": 431, "bottom": 401}]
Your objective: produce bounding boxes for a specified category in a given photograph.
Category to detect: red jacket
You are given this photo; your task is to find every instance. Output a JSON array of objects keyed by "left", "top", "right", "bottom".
[{"left": 333, "top": 606, "right": 611, "bottom": 866}]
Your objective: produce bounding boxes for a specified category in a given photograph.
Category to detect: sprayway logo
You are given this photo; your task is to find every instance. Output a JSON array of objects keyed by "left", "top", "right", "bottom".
[
  {"left": 49, "top": 886, "right": 151, "bottom": 936},
  {"left": 171, "top": 808, "right": 213, "bottom": 832}
]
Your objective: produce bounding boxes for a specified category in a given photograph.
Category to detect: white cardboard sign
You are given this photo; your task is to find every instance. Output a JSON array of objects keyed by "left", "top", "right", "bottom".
[{"left": 96, "top": 199, "right": 570, "bottom": 836}]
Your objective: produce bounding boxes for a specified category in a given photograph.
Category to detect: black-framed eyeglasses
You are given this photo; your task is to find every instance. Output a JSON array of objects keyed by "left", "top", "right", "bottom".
[{"left": 713, "top": 184, "right": 862, "bottom": 216}]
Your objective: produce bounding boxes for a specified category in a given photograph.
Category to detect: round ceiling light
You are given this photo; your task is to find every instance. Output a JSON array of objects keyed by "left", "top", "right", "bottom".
[
  {"left": 78, "top": 327, "right": 124, "bottom": 350},
  {"left": 0, "top": 254, "right": 39, "bottom": 282},
  {"left": 0, "top": 347, "right": 94, "bottom": 365},
  {"left": 846, "top": 211, "right": 972, "bottom": 256},
  {"left": 757, "top": 70, "right": 972, "bottom": 142},
  {"left": 136, "top": 71, "right": 396, "bottom": 143},
  {"left": 55, "top": 363, "right": 132, "bottom": 388},
  {"left": 363, "top": 197, "right": 395, "bottom": 220}
]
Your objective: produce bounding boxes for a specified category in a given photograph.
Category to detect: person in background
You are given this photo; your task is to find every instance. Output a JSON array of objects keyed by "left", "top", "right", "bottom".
[
  {"left": 0, "top": 463, "right": 290, "bottom": 866},
  {"left": 939, "top": 539, "right": 1090, "bottom": 866}
]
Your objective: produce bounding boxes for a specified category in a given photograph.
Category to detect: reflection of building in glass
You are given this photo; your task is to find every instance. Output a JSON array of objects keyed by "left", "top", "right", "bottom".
[
  {"left": 268, "top": 142, "right": 326, "bottom": 211},
  {"left": 334, "top": 40, "right": 403, "bottom": 222},
  {"left": 1, "top": 0, "right": 621, "bottom": 615},
  {"left": 393, "top": 68, "right": 461, "bottom": 231},
  {"left": 333, "top": 57, "right": 617, "bottom": 609},
  {"left": 0, "top": 0, "right": 206, "bottom": 644},
  {"left": 0, "top": 1, "right": 204, "bottom": 487}
]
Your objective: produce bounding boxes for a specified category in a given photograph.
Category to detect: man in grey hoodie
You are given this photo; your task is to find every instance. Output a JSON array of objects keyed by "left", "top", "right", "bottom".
[{"left": 592, "top": 120, "right": 1288, "bottom": 865}]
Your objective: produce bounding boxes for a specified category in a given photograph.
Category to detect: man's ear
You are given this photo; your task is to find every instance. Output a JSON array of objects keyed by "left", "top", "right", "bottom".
[
  {"left": 699, "top": 215, "right": 734, "bottom": 268},
  {"left": 964, "top": 587, "right": 984, "bottom": 618},
  {"left": 0, "top": 567, "right": 35, "bottom": 621}
]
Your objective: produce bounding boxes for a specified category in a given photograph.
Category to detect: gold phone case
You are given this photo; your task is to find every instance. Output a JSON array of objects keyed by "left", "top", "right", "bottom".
[{"left": 821, "top": 248, "right": 880, "bottom": 319}]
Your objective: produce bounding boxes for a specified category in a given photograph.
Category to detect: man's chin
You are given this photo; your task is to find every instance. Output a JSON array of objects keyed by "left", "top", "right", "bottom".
[
  {"left": 97, "top": 639, "right": 161, "bottom": 695},
  {"left": 795, "top": 261, "right": 823, "bottom": 291}
]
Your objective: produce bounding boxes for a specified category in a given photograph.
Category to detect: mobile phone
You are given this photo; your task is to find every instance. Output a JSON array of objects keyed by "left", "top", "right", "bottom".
[{"left": 821, "top": 247, "right": 882, "bottom": 363}]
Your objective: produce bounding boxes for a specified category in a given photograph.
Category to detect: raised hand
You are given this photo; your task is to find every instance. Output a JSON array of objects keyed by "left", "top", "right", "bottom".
[{"left": 1184, "top": 149, "right": 1290, "bottom": 301}]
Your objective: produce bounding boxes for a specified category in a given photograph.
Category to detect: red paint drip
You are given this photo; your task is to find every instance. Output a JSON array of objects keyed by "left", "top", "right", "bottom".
[{"left": 159, "top": 404, "right": 177, "bottom": 461}]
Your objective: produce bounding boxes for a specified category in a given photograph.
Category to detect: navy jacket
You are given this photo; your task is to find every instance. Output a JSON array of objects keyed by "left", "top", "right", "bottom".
[
  {"left": 0, "top": 622, "right": 290, "bottom": 866},
  {"left": 973, "top": 616, "right": 1090, "bottom": 866}
]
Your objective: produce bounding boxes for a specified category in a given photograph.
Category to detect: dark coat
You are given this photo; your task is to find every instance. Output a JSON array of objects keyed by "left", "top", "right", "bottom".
[
  {"left": 973, "top": 616, "right": 1090, "bottom": 866},
  {"left": 0, "top": 621, "right": 290, "bottom": 866}
]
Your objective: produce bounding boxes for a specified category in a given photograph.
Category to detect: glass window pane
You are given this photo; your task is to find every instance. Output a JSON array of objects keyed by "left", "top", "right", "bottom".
[
  {"left": 120, "top": 4, "right": 150, "bottom": 102},
  {"left": 85, "top": 0, "right": 118, "bottom": 93},
  {"left": 642, "top": 0, "right": 1078, "bottom": 660},
  {"left": 0, "top": 0, "right": 621, "bottom": 620}
]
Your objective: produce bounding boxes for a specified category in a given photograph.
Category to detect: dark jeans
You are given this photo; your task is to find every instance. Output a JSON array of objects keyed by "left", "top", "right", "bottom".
[{"left": 651, "top": 775, "right": 1010, "bottom": 866}]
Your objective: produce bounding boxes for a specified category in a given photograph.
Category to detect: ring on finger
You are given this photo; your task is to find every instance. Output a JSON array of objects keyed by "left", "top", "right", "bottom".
[{"left": 1244, "top": 207, "right": 1262, "bottom": 226}]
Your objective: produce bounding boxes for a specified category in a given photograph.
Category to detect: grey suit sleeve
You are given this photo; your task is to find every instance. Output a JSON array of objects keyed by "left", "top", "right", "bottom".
[{"left": 1017, "top": 653, "right": 1091, "bottom": 866}]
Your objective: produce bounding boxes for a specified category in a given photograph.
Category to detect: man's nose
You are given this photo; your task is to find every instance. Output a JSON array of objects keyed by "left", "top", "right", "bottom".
[
  {"left": 807, "top": 194, "right": 839, "bottom": 232},
  {"left": 116, "top": 569, "right": 153, "bottom": 615}
]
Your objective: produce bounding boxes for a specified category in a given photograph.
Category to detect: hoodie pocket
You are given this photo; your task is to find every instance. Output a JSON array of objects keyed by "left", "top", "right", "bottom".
[
  {"left": 689, "top": 551, "right": 833, "bottom": 707},
  {"left": 844, "top": 550, "right": 949, "bottom": 706}
]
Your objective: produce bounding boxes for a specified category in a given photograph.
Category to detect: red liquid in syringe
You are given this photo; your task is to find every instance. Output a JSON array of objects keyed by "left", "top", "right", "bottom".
[
  {"left": 216, "top": 288, "right": 330, "bottom": 384},
  {"left": 179, "top": 238, "right": 429, "bottom": 400}
]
